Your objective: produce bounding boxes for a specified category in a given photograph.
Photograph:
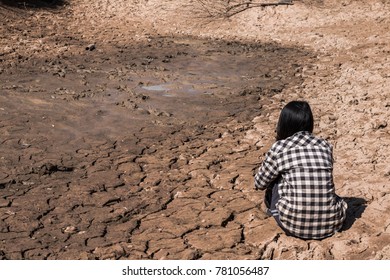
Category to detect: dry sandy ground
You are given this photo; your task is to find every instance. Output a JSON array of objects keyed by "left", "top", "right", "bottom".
[{"left": 0, "top": 0, "right": 389, "bottom": 259}]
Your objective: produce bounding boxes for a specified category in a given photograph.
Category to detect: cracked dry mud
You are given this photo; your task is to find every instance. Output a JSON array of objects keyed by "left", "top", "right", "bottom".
[{"left": 1, "top": 0, "right": 390, "bottom": 259}]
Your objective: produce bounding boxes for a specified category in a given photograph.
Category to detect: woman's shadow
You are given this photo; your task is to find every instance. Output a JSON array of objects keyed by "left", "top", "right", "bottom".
[{"left": 341, "top": 197, "right": 367, "bottom": 231}]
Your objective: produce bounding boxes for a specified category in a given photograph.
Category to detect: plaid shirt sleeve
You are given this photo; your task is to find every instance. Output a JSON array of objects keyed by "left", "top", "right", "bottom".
[{"left": 254, "top": 147, "right": 279, "bottom": 190}]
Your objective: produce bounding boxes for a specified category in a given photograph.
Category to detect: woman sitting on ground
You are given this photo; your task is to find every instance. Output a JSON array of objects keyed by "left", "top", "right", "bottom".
[{"left": 254, "top": 100, "right": 347, "bottom": 240}]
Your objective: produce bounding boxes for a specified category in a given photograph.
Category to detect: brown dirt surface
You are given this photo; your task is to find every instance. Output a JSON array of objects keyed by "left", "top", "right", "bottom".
[{"left": 0, "top": 0, "right": 389, "bottom": 260}]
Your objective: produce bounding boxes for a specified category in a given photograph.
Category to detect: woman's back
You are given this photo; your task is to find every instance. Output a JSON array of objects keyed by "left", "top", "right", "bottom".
[{"left": 269, "top": 131, "right": 347, "bottom": 239}]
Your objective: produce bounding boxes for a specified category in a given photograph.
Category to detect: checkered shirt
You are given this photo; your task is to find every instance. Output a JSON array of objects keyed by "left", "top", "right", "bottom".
[{"left": 255, "top": 131, "right": 347, "bottom": 239}]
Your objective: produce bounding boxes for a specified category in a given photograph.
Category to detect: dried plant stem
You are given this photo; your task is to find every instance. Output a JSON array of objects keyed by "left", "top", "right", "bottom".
[{"left": 193, "top": 0, "right": 293, "bottom": 18}]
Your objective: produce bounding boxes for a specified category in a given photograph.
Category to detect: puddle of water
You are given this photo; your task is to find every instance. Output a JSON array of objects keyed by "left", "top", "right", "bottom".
[
  {"left": 142, "top": 84, "right": 171, "bottom": 91},
  {"left": 138, "top": 54, "right": 256, "bottom": 98},
  {"left": 141, "top": 82, "right": 201, "bottom": 97}
]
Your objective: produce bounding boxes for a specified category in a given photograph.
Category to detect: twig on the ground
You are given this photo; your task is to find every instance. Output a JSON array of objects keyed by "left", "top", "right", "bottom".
[
  {"left": 226, "top": 1, "right": 293, "bottom": 17},
  {"left": 193, "top": 0, "right": 293, "bottom": 18}
]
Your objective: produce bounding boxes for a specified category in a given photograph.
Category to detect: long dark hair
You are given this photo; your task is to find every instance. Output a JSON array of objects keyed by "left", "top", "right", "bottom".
[{"left": 276, "top": 101, "right": 314, "bottom": 141}]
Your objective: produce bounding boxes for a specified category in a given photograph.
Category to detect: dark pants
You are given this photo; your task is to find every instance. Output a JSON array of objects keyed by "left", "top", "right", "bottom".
[{"left": 264, "top": 183, "right": 292, "bottom": 236}]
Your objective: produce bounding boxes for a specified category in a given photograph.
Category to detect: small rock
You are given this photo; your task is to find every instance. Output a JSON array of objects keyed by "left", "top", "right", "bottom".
[
  {"left": 63, "top": 226, "right": 78, "bottom": 234},
  {"left": 174, "top": 191, "right": 183, "bottom": 198},
  {"left": 86, "top": 44, "right": 96, "bottom": 51}
]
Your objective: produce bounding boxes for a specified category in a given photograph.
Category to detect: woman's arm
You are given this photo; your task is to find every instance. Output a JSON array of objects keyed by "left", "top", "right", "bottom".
[{"left": 254, "top": 149, "right": 279, "bottom": 190}]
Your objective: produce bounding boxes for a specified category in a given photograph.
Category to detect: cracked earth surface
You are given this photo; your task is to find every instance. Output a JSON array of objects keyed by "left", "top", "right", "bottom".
[{"left": 0, "top": 0, "right": 390, "bottom": 259}]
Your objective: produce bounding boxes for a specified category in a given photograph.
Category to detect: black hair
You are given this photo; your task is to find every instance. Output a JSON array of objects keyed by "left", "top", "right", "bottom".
[{"left": 276, "top": 101, "right": 314, "bottom": 140}]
